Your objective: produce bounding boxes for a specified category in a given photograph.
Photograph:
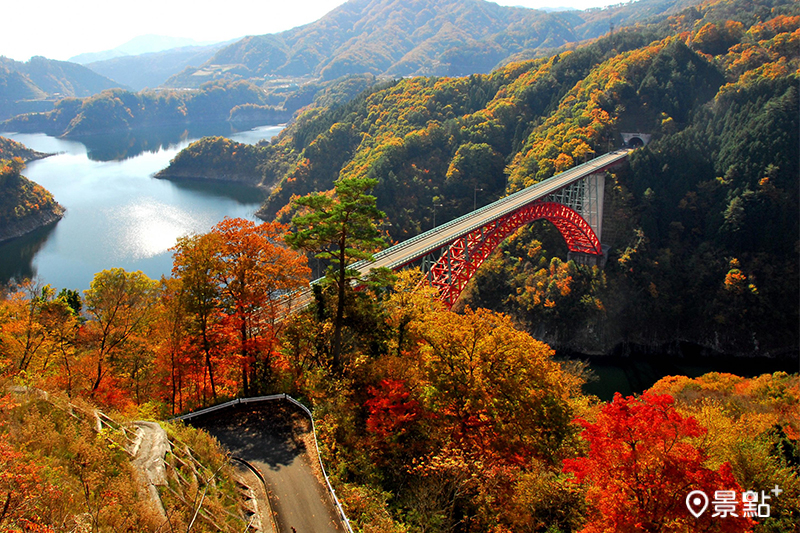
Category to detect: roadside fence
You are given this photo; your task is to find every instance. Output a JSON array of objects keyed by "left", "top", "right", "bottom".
[{"left": 172, "top": 394, "right": 354, "bottom": 533}]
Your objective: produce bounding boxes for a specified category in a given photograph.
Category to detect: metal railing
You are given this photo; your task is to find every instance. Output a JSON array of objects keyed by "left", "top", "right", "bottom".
[{"left": 173, "top": 394, "right": 354, "bottom": 533}]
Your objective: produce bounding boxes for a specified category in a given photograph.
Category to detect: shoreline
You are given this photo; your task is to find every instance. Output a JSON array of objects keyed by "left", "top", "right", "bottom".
[{"left": 0, "top": 205, "right": 65, "bottom": 246}]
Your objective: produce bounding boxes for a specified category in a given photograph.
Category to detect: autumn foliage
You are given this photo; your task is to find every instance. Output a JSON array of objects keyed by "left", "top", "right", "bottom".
[
  {"left": 0, "top": 0, "right": 798, "bottom": 530},
  {"left": 0, "top": 218, "right": 310, "bottom": 415},
  {"left": 564, "top": 392, "right": 753, "bottom": 532}
]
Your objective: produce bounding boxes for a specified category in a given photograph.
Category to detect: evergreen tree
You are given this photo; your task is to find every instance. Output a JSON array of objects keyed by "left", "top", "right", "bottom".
[{"left": 286, "top": 176, "right": 386, "bottom": 371}]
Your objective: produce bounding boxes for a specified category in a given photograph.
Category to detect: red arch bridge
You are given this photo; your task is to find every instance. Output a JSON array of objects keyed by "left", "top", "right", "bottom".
[{"left": 294, "top": 149, "right": 632, "bottom": 310}]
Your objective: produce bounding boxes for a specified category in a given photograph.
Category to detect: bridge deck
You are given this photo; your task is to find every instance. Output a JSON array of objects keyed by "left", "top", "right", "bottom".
[{"left": 354, "top": 149, "right": 631, "bottom": 274}]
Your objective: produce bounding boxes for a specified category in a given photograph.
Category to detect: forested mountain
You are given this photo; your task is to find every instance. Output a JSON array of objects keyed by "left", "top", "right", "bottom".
[
  {"left": 3, "top": 220, "right": 796, "bottom": 531},
  {"left": 1, "top": 81, "right": 289, "bottom": 137},
  {"left": 84, "top": 42, "right": 234, "bottom": 91},
  {"left": 161, "top": 0, "right": 799, "bottom": 357},
  {"left": 0, "top": 56, "right": 124, "bottom": 120},
  {"left": 2, "top": 75, "right": 378, "bottom": 139},
  {"left": 1, "top": 1, "right": 797, "bottom": 530},
  {"left": 165, "top": 0, "right": 700, "bottom": 87},
  {"left": 0, "top": 135, "right": 48, "bottom": 161}
]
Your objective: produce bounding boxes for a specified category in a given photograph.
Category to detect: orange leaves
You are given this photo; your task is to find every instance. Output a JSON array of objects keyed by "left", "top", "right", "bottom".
[
  {"left": 0, "top": 435, "right": 56, "bottom": 532},
  {"left": 692, "top": 21, "right": 745, "bottom": 56},
  {"left": 722, "top": 258, "right": 758, "bottom": 295},
  {"left": 513, "top": 256, "right": 606, "bottom": 326},
  {"left": 747, "top": 15, "right": 800, "bottom": 41},
  {"left": 411, "top": 307, "right": 578, "bottom": 461},
  {"left": 554, "top": 153, "right": 574, "bottom": 172},
  {"left": 0, "top": 398, "right": 60, "bottom": 531},
  {"left": 505, "top": 42, "right": 667, "bottom": 187},
  {"left": 170, "top": 217, "right": 311, "bottom": 400},
  {"left": 724, "top": 268, "right": 749, "bottom": 293}
]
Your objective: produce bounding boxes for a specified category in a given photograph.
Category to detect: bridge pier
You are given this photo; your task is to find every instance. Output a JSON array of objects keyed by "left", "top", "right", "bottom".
[{"left": 546, "top": 170, "right": 605, "bottom": 244}]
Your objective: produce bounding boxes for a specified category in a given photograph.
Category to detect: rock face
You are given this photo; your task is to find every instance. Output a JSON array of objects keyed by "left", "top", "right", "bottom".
[{"left": 0, "top": 203, "right": 64, "bottom": 244}]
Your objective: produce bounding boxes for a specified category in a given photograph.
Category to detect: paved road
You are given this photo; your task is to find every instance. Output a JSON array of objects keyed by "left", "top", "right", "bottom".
[
  {"left": 189, "top": 404, "right": 344, "bottom": 533},
  {"left": 232, "top": 459, "right": 278, "bottom": 533}
]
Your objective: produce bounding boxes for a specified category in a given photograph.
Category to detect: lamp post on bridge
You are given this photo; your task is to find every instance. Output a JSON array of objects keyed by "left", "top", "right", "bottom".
[
  {"left": 473, "top": 185, "right": 483, "bottom": 211},
  {"left": 432, "top": 197, "right": 443, "bottom": 228}
]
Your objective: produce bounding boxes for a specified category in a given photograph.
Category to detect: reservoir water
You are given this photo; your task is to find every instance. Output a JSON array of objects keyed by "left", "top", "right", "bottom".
[{"left": 0, "top": 124, "right": 283, "bottom": 291}]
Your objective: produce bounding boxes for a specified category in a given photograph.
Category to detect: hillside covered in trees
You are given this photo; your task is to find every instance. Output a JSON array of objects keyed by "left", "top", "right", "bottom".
[
  {"left": 0, "top": 81, "right": 289, "bottom": 137},
  {"left": 1, "top": 0, "right": 797, "bottom": 530},
  {"left": 1, "top": 74, "right": 380, "bottom": 139},
  {"left": 0, "top": 138, "right": 62, "bottom": 244},
  {"left": 161, "top": 0, "right": 799, "bottom": 357},
  {"left": 165, "top": 0, "right": 701, "bottom": 87},
  {"left": 0, "top": 136, "right": 48, "bottom": 162},
  {"left": 0, "top": 216, "right": 797, "bottom": 531}
]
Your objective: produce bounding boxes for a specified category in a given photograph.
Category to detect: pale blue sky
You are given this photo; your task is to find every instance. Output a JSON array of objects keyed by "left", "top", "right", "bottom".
[{"left": 3, "top": 0, "right": 627, "bottom": 62}]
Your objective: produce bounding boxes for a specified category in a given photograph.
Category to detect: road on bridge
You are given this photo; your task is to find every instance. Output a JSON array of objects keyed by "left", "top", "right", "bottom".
[
  {"left": 359, "top": 149, "right": 631, "bottom": 273},
  {"left": 189, "top": 403, "right": 345, "bottom": 533}
]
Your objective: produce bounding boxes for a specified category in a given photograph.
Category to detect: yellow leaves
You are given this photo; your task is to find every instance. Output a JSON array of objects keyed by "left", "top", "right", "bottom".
[
  {"left": 648, "top": 371, "right": 800, "bottom": 479},
  {"left": 648, "top": 282, "right": 659, "bottom": 298},
  {"left": 559, "top": 277, "right": 573, "bottom": 297},
  {"left": 505, "top": 41, "right": 672, "bottom": 184},
  {"left": 723, "top": 258, "right": 757, "bottom": 296}
]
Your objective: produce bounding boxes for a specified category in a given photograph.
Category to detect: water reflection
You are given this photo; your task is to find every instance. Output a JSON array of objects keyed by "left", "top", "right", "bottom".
[
  {"left": 566, "top": 348, "right": 800, "bottom": 401},
  {"left": 0, "top": 124, "right": 282, "bottom": 291},
  {"left": 0, "top": 222, "right": 58, "bottom": 284},
  {"left": 78, "top": 122, "right": 277, "bottom": 161},
  {"left": 5, "top": 123, "right": 283, "bottom": 162},
  {"left": 167, "top": 178, "right": 268, "bottom": 204}
]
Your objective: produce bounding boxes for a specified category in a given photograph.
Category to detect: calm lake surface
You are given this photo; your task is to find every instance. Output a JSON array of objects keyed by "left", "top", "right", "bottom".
[
  {"left": 0, "top": 124, "right": 283, "bottom": 291},
  {"left": 572, "top": 348, "right": 797, "bottom": 401}
]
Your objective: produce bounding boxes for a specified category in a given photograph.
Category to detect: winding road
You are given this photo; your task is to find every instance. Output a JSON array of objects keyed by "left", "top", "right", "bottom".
[{"left": 187, "top": 403, "right": 345, "bottom": 533}]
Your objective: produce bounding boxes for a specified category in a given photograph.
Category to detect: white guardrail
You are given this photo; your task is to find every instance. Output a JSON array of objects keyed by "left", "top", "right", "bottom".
[{"left": 172, "top": 394, "right": 354, "bottom": 533}]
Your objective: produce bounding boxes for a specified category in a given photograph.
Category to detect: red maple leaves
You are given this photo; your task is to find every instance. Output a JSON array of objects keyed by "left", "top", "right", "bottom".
[{"left": 564, "top": 392, "right": 754, "bottom": 533}]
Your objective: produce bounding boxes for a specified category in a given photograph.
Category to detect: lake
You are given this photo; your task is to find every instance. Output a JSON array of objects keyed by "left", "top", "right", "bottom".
[
  {"left": 560, "top": 342, "right": 797, "bottom": 401},
  {"left": 0, "top": 124, "right": 283, "bottom": 292}
]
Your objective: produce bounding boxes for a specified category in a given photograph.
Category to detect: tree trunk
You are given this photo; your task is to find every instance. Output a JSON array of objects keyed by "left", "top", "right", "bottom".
[
  {"left": 201, "top": 319, "right": 217, "bottom": 400},
  {"left": 241, "top": 312, "right": 249, "bottom": 396},
  {"left": 91, "top": 350, "right": 104, "bottom": 393},
  {"left": 331, "top": 245, "right": 346, "bottom": 372}
]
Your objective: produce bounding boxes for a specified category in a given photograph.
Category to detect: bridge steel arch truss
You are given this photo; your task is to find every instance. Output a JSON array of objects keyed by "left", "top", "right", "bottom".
[{"left": 423, "top": 172, "right": 606, "bottom": 308}]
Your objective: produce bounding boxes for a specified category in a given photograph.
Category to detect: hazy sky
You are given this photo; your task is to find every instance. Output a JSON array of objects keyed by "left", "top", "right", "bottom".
[{"left": 3, "top": 0, "right": 625, "bottom": 62}]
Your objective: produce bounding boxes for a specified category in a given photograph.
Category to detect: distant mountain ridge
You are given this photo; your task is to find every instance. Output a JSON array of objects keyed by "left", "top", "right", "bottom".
[
  {"left": 69, "top": 34, "right": 215, "bottom": 64},
  {"left": 85, "top": 41, "right": 235, "bottom": 91},
  {"left": 0, "top": 56, "right": 124, "bottom": 120},
  {"left": 165, "top": 0, "right": 702, "bottom": 87}
]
